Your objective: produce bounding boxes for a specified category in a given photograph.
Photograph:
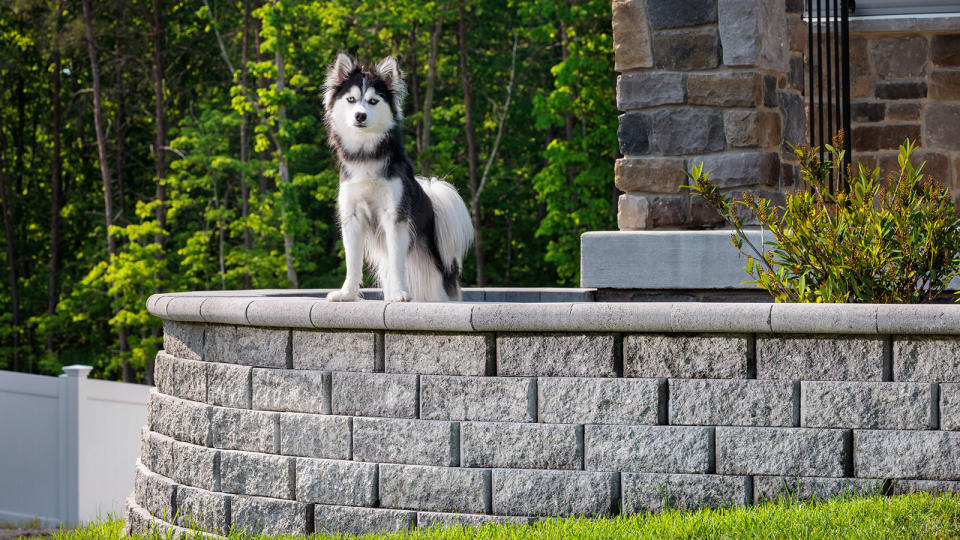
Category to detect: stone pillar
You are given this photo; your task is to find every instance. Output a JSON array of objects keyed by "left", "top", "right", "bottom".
[{"left": 613, "top": 0, "right": 807, "bottom": 230}]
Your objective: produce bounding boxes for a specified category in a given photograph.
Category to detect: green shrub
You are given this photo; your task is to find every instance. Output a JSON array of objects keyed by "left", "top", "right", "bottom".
[{"left": 686, "top": 135, "right": 960, "bottom": 303}]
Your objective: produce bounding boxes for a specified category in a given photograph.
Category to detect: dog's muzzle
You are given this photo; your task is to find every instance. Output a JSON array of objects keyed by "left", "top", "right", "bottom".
[{"left": 354, "top": 111, "right": 367, "bottom": 127}]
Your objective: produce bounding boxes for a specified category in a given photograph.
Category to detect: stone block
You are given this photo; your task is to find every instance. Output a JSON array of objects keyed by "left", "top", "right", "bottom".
[
  {"left": 688, "top": 72, "right": 761, "bottom": 107},
  {"left": 461, "top": 422, "right": 580, "bottom": 470},
  {"left": 716, "top": 427, "right": 849, "bottom": 477},
  {"left": 671, "top": 302, "right": 772, "bottom": 334},
  {"left": 875, "top": 82, "right": 928, "bottom": 101},
  {"left": 855, "top": 430, "right": 960, "bottom": 479},
  {"left": 230, "top": 495, "right": 311, "bottom": 536},
  {"left": 789, "top": 55, "right": 804, "bottom": 91},
  {"left": 174, "top": 485, "right": 229, "bottom": 534},
  {"left": 622, "top": 473, "right": 749, "bottom": 513},
  {"left": 889, "top": 479, "right": 960, "bottom": 495},
  {"left": 852, "top": 102, "right": 885, "bottom": 123},
  {"left": 924, "top": 105, "right": 960, "bottom": 150},
  {"left": 379, "top": 464, "right": 490, "bottom": 514},
  {"left": 124, "top": 496, "right": 156, "bottom": 535},
  {"left": 384, "top": 301, "right": 476, "bottom": 331},
  {"left": 292, "top": 330, "right": 377, "bottom": 371},
  {"left": 652, "top": 28, "right": 721, "bottom": 71},
  {"left": 200, "top": 297, "right": 252, "bottom": 325},
  {"left": 163, "top": 320, "right": 203, "bottom": 361},
  {"left": 153, "top": 353, "right": 175, "bottom": 398},
  {"left": 497, "top": 334, "right": 617, "bottom": 378},
  {"left": 237, "top": 326, "right": 290, "bottom": 368},
  {"left": 149, "top": 391, "right": 210, "bottom": 446},
  {"left": 688, "top": 152, "right": 781, "bottom": 189},
  {"left": 311, "top": 300, "right": 388, "bottom": 330},
  {"left": 585, "top": 425, "right": 712, "bottom": 473},
  {"left": 539, "top": 377, "right": 663, "bottom": 424},
  {"left": 753, "top": 476, "right": 883, "bottom": 503},
  {"left": 385, "top": 333, "right": 491, "bottom": 376},
  {"left": 625, "top": 334, "right": 749, "bottom": 379},
  {"left": 331, "top": 372, "right": 418, "bottom": 419},
  {"left": 651, "top": 108, "right": 724, "bottom": 155},
  {"left": 493, "top": 469, "right": 618, "bottom": 517},
  {"left": 723, "top": 111, "right": 781, "bottom": 148},
  {"left": 206, "top": 362, "right": 251, "bottom": 409},
  {"left": 879, "top": 151, "right": 951, "bottom": 186},
  {"left": 894, "top": 337, "right": 960, "bottom": 382},
  {"left": 170, "top": 441, "right": 217, "bottom": 492},
  {"left": 420, "top": 375, "right": 535, "bottom": 422},
  {"left": 617, "top": 72, "right": 686, "bottom": 110},
  {"left": 886, "top": 103, "right": 921, "bottom": 121},
  {"left": 932, "top": 35, "right": 960, "bottom": 67},
  {"left": 209, "top": 406, "right": 278, "bottom": 453},
  {"left": 615, "top": 157, "right": 687, "bottom": 193},
  {"left": 756, "top": 335, "right": 885, "bottom": 381},
  {"left": 245, "top": 297, "right": 314, "bottom": 328},
  {"left": 142, "top": 430, "right": 174, "bottom": 478},
  {"left": 314, "top": 505, "right": 416, "bottom": 536},
  {"left": 203, "top": 325, "right": 236, "bottom": 364},
  {"left": 252, "top": 368, "right": 331, "bottom": 414},
  {"left": 612, "top": 0, "right": 654, "bottom": 71},
  {"left": 353, "top": 417, "right": 458, "bottom": 466},
  {"left": 219, "top": 450, "right": 293, "bottom": 499},
  {"left": 801, "top": 381, "right": 934, "bottom": 430},
  {"left": 718, "top": 0, "right": 787, "bottom": 70},
  {"left": 942, "top": 384, "right": 960, "bottom": 431},
  {"left": 618, "top": 194, "right": 688, "bottom": 230},
  {"left": 870, "top": 36, "right": 928, "bottom": 80},
  {"left": 779, "top": 91, "right": 806, "bottom": 149},
  {"left": 296, "top": 457, "right": 378, "bottom": 506},
  {"left": 618, "top": 112, "right": 651, "bottom": 155},
  {"left": 417, "top": 512, "right": 532, "bottom": 529},
  {"left": 670, "top": 379, "right": 795, "bottom": 427},
  {"left": 646, "top": 0, "right": 716, "bottom": 29},
  {"left": 770, "top": 304, "right": 879, "bottom": 335},
  {"left": 171, "top": 357, "right": 207, "bottom": 403},
  {"left": 689, "top": 197, "right": 725, "bottom": 227},
  {"left": 849, "top": 37, "right": 872, "bottom": 99},
  {"left": 279, "top": 413, "right": 352, "bottom": 460},
  {"left": 135, "top": 464, "right": 176, "bottom": 521}
]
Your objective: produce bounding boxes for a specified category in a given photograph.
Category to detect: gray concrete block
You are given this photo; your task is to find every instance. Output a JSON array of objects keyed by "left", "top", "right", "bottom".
[
  {"left": 717, "top": 427, "right": 849, "bottom": 477},
  {"left": 420, "top": 375, "right": 536, "bottom": 422},
  {"left": 497, "top": 334, "right": 617, "bottom": 378},
  {"left": 753, "top": 476, "right": 884, "bottom": 503},
  {"left": 889, "top": 479, "right": 960, "bottom": 495},
  {"left": 142, "top": 430, "right": 174, "bottom": 478},
  {"left": 149, "top": 390, "right": 210, "bottom": 446},
  {"left": 386, "top": 333, "right": 492, "bottom": 376},
  {"left": 292, "top": 330, "right": 377, "bottom": 371},
  {"left": 252, "top": 368, "right": 331, "bottom": 414},
  {"left": 203, "top": 324, "right": 237, "bottom": 364},
  {"left": 585, "top": 425, "right": 712, "bottom": 473},
  {"left": 625, "top": 334, "right": 749, "bottom": 379},
  {"left": 310, "top": 300, "right": 388, "bottom": 330},
  {"left": 539, "top": 377, "right": 662, "bottom": 424},
  {"left": 670, "top": 379, "right": 795, "bottom": 427},
  {"left": 237, "top": 326, "right": 289, "bottom": 368},
  {"left": 163, "top": 320, "right": 203, "bottom": 360},
  {"left": 174, "top": 485, "right": 229, "bottom": 534},
  {"left": 170, "top": 440, "right": 217, "bottom": 492},
  {"left": 461, "top": 422, "right": 580, "bottom": 470},
  {"left": 124, "top": 496, "right": 157, "bottom": 535},
  {"left": 206, "top": 362, "right": 251, "bottom": 409},
  {"left": 492, "top": 469, "right": 617, "bottom": 517},
  {"left": 670, "top": 303, "right": 772, "bottom": 333},
  {"left": 878, "top": 305, "right": 960, "bottom": 334},
  {"left": 855, "top": 430, "right": 960, "bottom": 479},
  {"left": 154, "top": 352, "right": 175, "bottom": 396},
  {"left": 209, "top": 406, "right": 278, "bottom": 453},
  {"left": 770, "top": 304, "right": 878, "bottom": 334},
  {"left": 617, "top": 72, "right": 686, "bottom": 109},
  {"left": 379, "top": 464, "right": 490, "bottom": 514},
  {"left": 384, "top": 302, "right": 475, "bottom": 332},
  {"left": 172, "top": 356, "right": 207, "bottom": 403},
  {"left": 942, "top": 384, "right": 960, "bottom": 431},
  {"left": 219, "top": 449, "right": 293, "bottom": 499},
  {"left": 296, "top": 457, "right": 378, "bottom": 506},
  {"left": 471, "top": 303, "right": 579, "bottom": 332},
  {"left": 230, "top": 495, "right": 311, "bottom": 536},
  {"left": 353, "top": 417, "right": 458, "bottom": 467},
  {"left": 135, "top": 462, "right": 176, "bottom": 521},
  {"left": 757, "top": 336, "right": 885, "bottom": 381},
  {"left": 801, "top": 381, "right": 934, "bottom": 429},
  {"left": 199, "top": 297, "right": 252, "bottom": 325},
  {"left": 331, "top": 372, "right": 418, "bottom": 419},
  {"left": 894, "top": 337, "right": 960, "bottom": 382},
  {"left": 165, "top": 297, "right": 205, "bottom": 322},
  {"left": 314, "top": 505, "right": 416, "bottom": 536},
  {"left": 569, "top": 302, "right": 673, "bottom": 332},
  {"left": 622, "top": 473, "right": 749, "bottom": 513},
  {"left": 279, "top": 413, "right": 352, "bottom": 460},
  {"left": 247, "top": 298, "right": 316, "bottom": 328},
  {"left": 417, "top": 511, "right": 532, "bottom": 529}
]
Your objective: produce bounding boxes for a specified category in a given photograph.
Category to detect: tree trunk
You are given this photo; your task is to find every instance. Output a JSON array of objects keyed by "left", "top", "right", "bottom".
[
  {"left": 47, "top": 43, "right": 63, "bottom": 354},
  {"left": 457, "top": 4, "right": 483, "bottom": 286},
  {"left": 0, "top": 140, "right": 20, "bottom": 371},
  {"left": 421, "top": 16, "right": 441, "bottom": 176},
  {"left": 152, "top": 0, "right": 167, "bottom": 245},
  {"left": 274, "top": 15, "right": 298, "bottom": 288},
  {"left": 240, "top": 0, "right": 252, "bottom": 288}
]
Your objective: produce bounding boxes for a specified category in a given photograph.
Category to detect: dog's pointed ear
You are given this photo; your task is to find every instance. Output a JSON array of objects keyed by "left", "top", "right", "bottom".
[
  {"left": 375, "top": 56, "right": 406, "bottom": 99},
  {"left": 324, "top": 53, "right": 357, "bottom": 110}
]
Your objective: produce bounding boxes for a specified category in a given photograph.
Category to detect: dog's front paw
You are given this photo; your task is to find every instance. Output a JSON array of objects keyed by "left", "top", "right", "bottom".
[
  {"left": 387, "top": 290, "right": 412, "bottom": 302},
  {"left": 327, "top": 289, "right": 359, "bottom": 302}
]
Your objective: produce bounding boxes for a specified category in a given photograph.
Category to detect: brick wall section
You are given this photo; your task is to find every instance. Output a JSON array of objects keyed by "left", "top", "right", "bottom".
[
  {"left": 131, "top": 321, "right": 960, "bottom": 537},
  {"left": 612, "top": 0, "right": 804, "bottom": 229}
]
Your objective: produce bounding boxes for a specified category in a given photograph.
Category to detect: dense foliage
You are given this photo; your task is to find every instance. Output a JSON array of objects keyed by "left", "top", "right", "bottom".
[
  {"left": 0, "top": 0, "right": 616, "bottom": 381},
  {"left": 687, "top": 135, "right": 960, "bottom": 303}
]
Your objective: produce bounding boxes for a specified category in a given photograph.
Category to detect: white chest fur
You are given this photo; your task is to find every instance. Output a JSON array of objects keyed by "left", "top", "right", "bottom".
[{"left": 338, "top": 161, "right": 402, "bottom": 223}]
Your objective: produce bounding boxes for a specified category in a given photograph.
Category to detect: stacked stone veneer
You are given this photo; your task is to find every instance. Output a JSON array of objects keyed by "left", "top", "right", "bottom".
[
  {"left": 127, "top": 295, "right": 960, "bottom": 537},
  {"left": 613, "top": 0, "right": 805, "bottom": 229}
]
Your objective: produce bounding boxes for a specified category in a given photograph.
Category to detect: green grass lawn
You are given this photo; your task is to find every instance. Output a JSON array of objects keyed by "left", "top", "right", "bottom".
[{"left": 48, "top": 493, "right": 960, "bottom": 540}]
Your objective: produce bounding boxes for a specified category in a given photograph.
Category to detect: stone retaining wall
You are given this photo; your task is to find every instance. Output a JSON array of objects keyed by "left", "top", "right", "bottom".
[{"left": 128, "top": 293, "right": 960, "bottom": 537}]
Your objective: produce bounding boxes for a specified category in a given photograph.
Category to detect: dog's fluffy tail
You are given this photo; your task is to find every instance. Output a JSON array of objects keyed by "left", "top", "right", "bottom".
[{"left": 418, "top": 176, "right": 473, "bottom": 298}]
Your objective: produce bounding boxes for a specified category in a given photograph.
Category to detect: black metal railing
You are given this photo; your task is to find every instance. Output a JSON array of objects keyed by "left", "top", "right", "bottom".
[{"left": 807, "top": 0, "right": 853, "bottom": 191}]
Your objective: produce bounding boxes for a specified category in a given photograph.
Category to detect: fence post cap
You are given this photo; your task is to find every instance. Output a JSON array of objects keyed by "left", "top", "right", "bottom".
[{"left": 61, "top": 365, "right": 93, "bottom": 378}]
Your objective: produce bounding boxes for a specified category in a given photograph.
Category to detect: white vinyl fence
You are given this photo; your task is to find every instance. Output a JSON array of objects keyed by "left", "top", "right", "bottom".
[{"left": 0, "top": 365, "right": 149, "bottom": 526}]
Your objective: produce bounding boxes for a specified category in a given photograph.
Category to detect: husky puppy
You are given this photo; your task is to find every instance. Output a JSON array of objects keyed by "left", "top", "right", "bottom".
[{"left": 323, "top": 53, "right": 473, "bottom": 302}]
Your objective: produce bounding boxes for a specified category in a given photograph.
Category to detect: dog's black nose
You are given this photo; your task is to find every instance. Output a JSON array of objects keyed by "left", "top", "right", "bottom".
[{"left": 355, "top": 112, "right": 367, "bottom": 122}]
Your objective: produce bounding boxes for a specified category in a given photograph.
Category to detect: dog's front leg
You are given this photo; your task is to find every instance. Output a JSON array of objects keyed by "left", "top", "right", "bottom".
[
  {"left": 328, "top": 213, "right": 363, "bottom": 302},
  {"left": 384, "top": 217, "right": 412, "bottom": 302}
]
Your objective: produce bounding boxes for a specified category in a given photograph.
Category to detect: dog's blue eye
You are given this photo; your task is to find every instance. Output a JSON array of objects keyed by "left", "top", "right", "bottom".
[
  {"left": 346, "top": 96, "right": 356, "bottom": 103},
  {"left": 368, "top": 98, "right": 379, "bottom": 105}
]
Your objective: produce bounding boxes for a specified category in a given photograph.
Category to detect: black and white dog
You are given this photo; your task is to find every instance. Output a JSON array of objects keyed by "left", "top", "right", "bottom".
[{"left": 323, "top": 53, "right": 472, "bottom": 302}]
